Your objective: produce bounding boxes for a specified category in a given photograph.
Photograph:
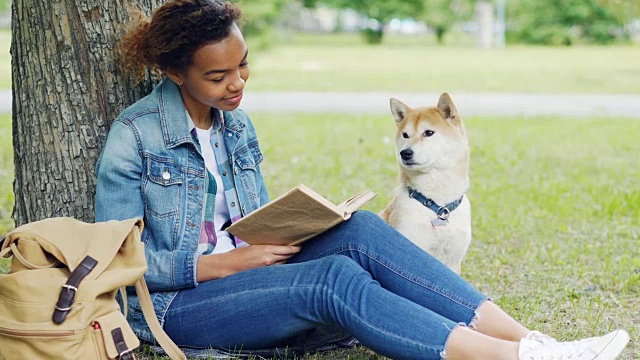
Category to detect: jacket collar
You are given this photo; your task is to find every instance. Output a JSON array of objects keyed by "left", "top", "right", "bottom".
[{"left": 156, "top": 78, "right": 247, "bottom": 149}]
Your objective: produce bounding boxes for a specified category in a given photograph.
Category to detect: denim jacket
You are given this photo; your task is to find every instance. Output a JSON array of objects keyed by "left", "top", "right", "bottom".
[{"left": 95, "top": 79, "right": 269, "bottom": 341}]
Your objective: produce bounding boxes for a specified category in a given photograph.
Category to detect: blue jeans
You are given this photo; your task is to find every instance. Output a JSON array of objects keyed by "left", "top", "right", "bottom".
[{"left": 163, "top": 211, "right": 488, "bottom": 359}]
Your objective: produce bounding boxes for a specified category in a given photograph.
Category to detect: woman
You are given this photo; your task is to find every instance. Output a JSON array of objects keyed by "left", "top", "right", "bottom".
[{"left": 95, "top": 1, "right": 629, "bottom": 359}]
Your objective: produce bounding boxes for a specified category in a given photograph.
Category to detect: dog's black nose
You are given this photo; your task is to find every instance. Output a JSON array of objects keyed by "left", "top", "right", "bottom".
[{"left": 400, "top": 149, "right": 413, "bottom": 160}]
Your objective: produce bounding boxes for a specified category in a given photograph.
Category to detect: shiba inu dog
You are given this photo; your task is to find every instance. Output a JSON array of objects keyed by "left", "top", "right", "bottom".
[{"left": 381, "top": 93, "right": 471, "bottom": 274}]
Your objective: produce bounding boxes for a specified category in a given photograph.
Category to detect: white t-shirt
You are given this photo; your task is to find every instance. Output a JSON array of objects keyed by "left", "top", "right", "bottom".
[{"left": 195, "top": 127, "right": 236, "bottom": 254}]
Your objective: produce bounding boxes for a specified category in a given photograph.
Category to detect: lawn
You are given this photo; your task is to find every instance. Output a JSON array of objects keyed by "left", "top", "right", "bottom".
[
  {"left": 0, "top": 113, "right": 11, "bottom": 236},
  {"left": 257, "top": 112, "right": 640, "bottom": 359},
  {"left": 1, "top": 30, "right": 640, "bottom": 94},
  {"left": 0, "top": 111, "right": 638, "bottom": 358},
  {"left": 247, "top": 33, "right": 640, "bottom": 94},
  {"left": 0, "top": 29, "right": 9, "bottom": 90}
]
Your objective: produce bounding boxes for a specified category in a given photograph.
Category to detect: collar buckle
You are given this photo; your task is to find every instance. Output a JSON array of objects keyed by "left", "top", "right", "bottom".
[{"left": 436, "top": 207, "right": 450, "bottom": 220}]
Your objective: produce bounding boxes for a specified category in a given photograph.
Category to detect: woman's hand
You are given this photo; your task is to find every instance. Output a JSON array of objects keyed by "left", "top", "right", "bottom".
[{"left": 196, "top": 245, "right": 301, "bottom": 282}]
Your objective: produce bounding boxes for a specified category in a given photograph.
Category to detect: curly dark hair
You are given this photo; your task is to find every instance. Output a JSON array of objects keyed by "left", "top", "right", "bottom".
[{"left": 120, "top": 0, "right": 242, "bottom": 81}]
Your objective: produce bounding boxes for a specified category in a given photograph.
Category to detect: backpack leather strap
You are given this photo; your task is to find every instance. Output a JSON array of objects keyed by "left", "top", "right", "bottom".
[
  {"left": 112, "top": 327, "right": 135, "bottom": 360},
  {"left": 134, "top": 278, "right": 186, "bottom": 360},
  {"left": 52, "top": 255, "right": 98, "bottom": 324},
  {"left": 118, "top": 287, "right": 129, "bottom": 318}
]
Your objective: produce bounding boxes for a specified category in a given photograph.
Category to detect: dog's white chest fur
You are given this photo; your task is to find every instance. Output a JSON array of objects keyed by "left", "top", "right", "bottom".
[{"left": 389, "top": 190, "right": 471, "bottom": 274}]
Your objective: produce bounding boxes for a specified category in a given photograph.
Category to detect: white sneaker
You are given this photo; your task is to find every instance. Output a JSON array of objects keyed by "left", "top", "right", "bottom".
[
  {"left": 526, "top": 330, "right": 557, "bottom": 345},
  {"left": 519, "top": 329, "right": 630, "bottom": 360}
]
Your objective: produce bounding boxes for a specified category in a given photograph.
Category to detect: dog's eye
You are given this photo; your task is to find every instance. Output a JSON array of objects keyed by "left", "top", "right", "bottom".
[
  {"left": 423, "top": 130, "right": 435, "bottom": 137},
  {"left": 402, "top": 132, "right": 409, "bottom": 139}
]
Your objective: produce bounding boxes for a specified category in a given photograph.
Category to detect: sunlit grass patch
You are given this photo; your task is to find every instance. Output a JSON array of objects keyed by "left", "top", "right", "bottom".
[
  {"left": 0, "top": 113, "right": 12, "bottom": 236},
  {"left": 253, "top": 112, "right": 639, "bottom": 358},
  {"left": 249, "top": 33, "right": 640, "bottom": 94}
]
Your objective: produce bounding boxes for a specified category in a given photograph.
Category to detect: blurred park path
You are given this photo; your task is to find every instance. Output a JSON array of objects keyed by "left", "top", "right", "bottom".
[
  {"left": 241, "top": 92, "right": 640, "bottom": 117},
  {"left": 1, "top": 90, "right": 639, "bottom": 117}
]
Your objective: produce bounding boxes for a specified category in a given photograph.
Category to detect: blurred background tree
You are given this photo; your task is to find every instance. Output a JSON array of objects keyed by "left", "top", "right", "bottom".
[
  {"left": 507, "top": 0, "right": 639, "bottom": 45},
  {"left": 231, "top": 0, "right": 289, "bottom": 49},
  {"left": 302, "top": 0, "right": 424, "bottom": 44},
  {"left": 418, "top": 0, "right": 473, "bottom": 44},
  {"left": 293, "top": 0, "right": 639, "bottom": 46},
  {"left": 602, "top": 0, "right": 640, "bottom": 23}
]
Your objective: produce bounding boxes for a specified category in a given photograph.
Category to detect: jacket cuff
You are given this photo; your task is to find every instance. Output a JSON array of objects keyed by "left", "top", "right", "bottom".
[
  {"left": 192, "top": 252, "right": 200, "bottom": 287},
  {"left": 172, "top": 250, "right": 198, "bottom": 289}
]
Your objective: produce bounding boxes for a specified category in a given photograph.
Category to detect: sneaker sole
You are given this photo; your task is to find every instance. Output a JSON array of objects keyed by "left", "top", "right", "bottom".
[{"left": 594, "top": 330, "right": 630, "bottom": 360}]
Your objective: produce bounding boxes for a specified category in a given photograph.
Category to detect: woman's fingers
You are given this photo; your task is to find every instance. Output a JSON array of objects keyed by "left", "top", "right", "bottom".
[{"left": 267, "top": 245, "right": 301, "bottom": 255}]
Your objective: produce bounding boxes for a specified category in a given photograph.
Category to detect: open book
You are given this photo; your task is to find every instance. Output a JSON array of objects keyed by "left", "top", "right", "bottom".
[{"left": 226, "top": 184, "right": 377, "bottom": 246}]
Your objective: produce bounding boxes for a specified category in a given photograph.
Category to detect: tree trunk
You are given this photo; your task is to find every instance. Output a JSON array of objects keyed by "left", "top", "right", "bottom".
[
  {"left": 435, "top": 26, "right": 446, "bottom": 44},
  {"left": 361, "top": 21, "right": 385, "bottom": 44},
  {"left": 11, "top": 0, "right": 163, "bottom": 226}
]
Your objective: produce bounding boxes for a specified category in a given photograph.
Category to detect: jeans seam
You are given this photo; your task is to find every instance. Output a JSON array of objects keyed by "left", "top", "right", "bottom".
[
  {"left": 314, "top": 245, "right": 480, "bottom": 312},
  {"left": 168, "top": 286, "right": 302, "bottom": 315}
]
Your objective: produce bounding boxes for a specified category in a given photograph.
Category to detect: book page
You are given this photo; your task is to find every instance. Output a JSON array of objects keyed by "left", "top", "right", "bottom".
[
  {"left": 336, "top": 189, "right": 377, "bottom": 219},
  {"left": 227, "top": 185, "right": 376, "bottom": 246},
  {"left": 296, "top": 184, "right": 341, "bottom": 215},
  {"left": 226, "top": 185, "right": 342, "bottom": 245}
]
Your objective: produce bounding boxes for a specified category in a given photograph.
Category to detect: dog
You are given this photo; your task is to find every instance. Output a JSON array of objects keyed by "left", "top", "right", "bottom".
[{"left": 381, "top": 93, "right": 471, "bottom": 274}]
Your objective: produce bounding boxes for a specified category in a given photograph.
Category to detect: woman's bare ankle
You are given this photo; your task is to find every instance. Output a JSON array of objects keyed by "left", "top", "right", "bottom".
[
  {"left": 445, "top": 326, "right": 519, "bottom": 360},
  {"left": 472, "top": 300, "right": 530, "bottom": 342}
]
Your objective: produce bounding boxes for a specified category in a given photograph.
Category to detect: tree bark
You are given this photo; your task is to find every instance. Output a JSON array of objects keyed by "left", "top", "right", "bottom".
[{"left": 11, "top": 0, "right": 163, "bottom": 226}]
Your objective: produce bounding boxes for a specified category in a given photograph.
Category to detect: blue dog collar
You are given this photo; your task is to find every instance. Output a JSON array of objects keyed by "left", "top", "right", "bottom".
[{"left": 407, "top": 186, "right": 464, "bottom": 219}]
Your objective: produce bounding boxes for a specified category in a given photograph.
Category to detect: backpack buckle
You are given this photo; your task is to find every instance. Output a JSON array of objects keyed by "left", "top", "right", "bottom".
[
  {"left": 54, "top": 285, "right": 78, "bottom": 311},
  {"left": 52, "top": 256, "right": 98, "bottom": 324}
]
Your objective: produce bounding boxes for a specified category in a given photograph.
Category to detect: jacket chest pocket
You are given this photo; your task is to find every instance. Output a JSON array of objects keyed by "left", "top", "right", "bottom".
[
  {"left": 143, "top": 157, "right": 184, "bottom": 217},
  {"left": 233, "top": 143, "right": 263, "bottom": 171}
]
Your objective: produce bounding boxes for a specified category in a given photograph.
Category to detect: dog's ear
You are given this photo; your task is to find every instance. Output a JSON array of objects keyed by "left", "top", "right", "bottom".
[
  {"left": 437, "top": 92, "right": 460, "bottom": 125},
  {"left": 390, "top": 98, "right": 411, "bottom": 124}
]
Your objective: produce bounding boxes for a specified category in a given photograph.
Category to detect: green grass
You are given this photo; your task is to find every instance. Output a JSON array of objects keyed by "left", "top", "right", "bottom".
[
  {"left": 0, "top": 113, "right": 12, "bottom": 237},
  {"left": 1, "top": 111, "right": 638, "bottom": 358},
  {"left": 0, "top": 29, "right": 9, "bottom": 90},
  {"left": 1, "top": 30, "right": 640, "bottom": 94},
  {"left": 247, "top": 33, "right": 640, "bottom": 94},
  {"left": 256, "top": 112, "right": 640, "bottom": 359}
]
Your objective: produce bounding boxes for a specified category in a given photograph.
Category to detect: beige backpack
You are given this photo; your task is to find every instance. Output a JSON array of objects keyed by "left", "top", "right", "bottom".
[{"left": 0, "top": 217, "right": 186, "bottom": 360}]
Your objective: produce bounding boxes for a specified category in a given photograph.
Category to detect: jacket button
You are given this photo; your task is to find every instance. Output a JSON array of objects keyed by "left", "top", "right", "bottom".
[
  {"left": 162, "top": 171, "right": 171, "bottom": 180},
  {"left": 234, "top": 168, "right": 238, "bottom": 175},
  {"left": 222, "top": 171, "right": 227, "bottom": 176},
  {"left": 231, "top": 202, "right": 236, "bottom": 207},
  {"left": 215, "top": 143, "right": 219, "bottom": 148}
]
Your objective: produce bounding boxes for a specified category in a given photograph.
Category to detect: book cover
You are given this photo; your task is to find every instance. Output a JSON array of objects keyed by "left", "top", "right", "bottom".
[{"left": 226, "top": 185, "right": 377, "bottom": 246}]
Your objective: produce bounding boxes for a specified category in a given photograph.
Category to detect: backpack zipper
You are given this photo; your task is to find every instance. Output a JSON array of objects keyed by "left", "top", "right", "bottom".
[{"left": 0, "top": 327, "right": 76, "bottom": 337}]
